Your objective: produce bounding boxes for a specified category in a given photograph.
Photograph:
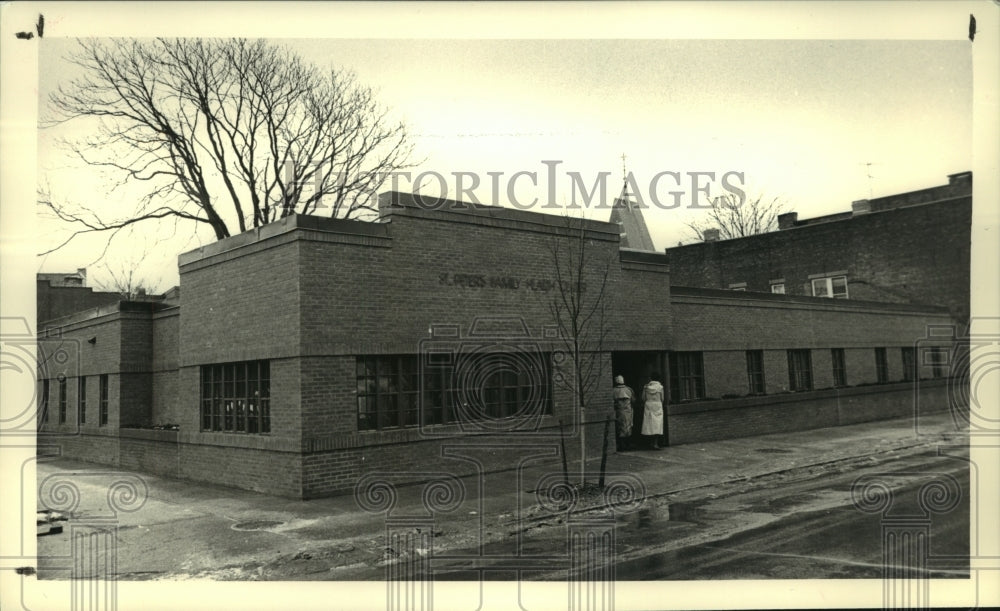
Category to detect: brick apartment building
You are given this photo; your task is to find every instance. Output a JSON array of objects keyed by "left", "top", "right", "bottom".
[
  {"left": 665, "top": 172, "right": 972, "bottom": 326},
  {"left": 36, "top": 191, "right": 960, "bottom": 498}
]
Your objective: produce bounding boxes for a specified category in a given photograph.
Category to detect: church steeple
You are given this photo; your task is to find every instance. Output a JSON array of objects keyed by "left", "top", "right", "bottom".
[{"left": 609, "top": 157, "right": 656, "bottom": 251}]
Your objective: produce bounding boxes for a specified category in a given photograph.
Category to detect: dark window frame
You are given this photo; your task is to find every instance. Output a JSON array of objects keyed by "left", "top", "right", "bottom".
[
  {"left": 41, "top": 379, "right": 50, "bottom": 423},
  {"left": 926, "top": 346, "right": 947, "bottom": 379},
  {"left": 669, "top": 351, "right": 706, "bottom": 402},
  {"left": 746, "top": 350, "right": 765, "bottom": 395},
  {"left": 199, "top": 361, "right": 270, "bottom": 435},
  {"left": 58, "top": 378, "right": 67, "bottom": 424},
  {"left": 901, "top": 347, "right": 916, "bottom": 382},
  {"left": 874, "top": 347, "right": 889, "bottom": 383},
  {"left": 357, "top": 354, "right": 554, "bottom": 432},
  {"left": 787, "top": 349, "right": 813, "bottom": 391},
  {"left": 831, "top": 348, "right": 847, "bottom": 387},
  {"left": 78, "top": 376, "right": 87, "bottom": 424},
  {"left": 99, "top": 374, "right": 109, "bottom": 426}
]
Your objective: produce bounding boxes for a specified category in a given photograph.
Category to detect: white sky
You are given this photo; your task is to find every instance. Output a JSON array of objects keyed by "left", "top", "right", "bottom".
[
  {"left": 22, "top": 5, "right": 980, "bottom": 293},
  {"left": 33, "top": 27, "right": 975, "bottom": 290},
  {"left": 3, "top": 4, "right": 1000, "bottom": 610}
]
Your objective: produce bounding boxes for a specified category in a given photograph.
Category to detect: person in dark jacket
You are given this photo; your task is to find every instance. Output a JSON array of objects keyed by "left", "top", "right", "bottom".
[{"left": 611, "top": 375, "right": 634, "bottom": 451}]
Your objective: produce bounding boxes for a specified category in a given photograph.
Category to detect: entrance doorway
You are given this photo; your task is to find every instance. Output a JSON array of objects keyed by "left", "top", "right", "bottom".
[{"left": 611, "top": 351, "right": 667, "bottom": 446}]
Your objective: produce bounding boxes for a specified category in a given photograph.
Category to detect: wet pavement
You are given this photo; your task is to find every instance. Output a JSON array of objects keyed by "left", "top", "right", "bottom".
[{"left": 33, "top": 411, "right": 968, "bottom": 580}]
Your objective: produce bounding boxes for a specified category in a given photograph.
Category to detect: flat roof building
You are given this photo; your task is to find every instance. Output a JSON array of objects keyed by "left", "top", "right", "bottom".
[{"left": 37, "top": 190, "right": 961, "bottom": 498}]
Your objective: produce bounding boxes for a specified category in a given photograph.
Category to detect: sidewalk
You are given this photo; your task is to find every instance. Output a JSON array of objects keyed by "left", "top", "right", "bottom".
[{"left": 34, "top": 411, "right": 966, "bottom": 579}]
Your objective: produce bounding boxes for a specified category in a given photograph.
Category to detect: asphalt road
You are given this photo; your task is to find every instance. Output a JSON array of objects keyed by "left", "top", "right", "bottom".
[
  {"left": 428, "top": 449, "right": 970, "bottom": 582},
  {"left": 611, "top": 450, "right": 970, "bottom": 580}
]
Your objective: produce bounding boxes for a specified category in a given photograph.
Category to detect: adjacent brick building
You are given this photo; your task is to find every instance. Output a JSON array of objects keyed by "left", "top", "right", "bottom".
[
  {"left": 664, "top": 172, "right": 972, "bottom": 326},
  {"left": 37, "top": 190, "right": 961, "bottom": 498}
]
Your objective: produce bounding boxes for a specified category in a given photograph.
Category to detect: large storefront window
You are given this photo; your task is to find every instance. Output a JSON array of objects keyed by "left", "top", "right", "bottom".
[
  {"left": 357, "top": 355, "right": 552, "bottom": 431},
  {"left": 200, "top": 361, "right": 270, "bottom": 434}
]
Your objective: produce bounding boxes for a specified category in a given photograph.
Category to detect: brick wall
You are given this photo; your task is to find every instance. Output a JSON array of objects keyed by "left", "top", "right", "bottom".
[
  {"left": 668, "top": 379, "right": 952, "bottom": 444},
  {"left": 665, "top": 191, "right": 971, "bottom": 325},
  {"left": 152, "top": 309, "right": 180, "bottom": 424},
  {"left": 37, "top": 280, "right": 120, "bottom": 325}
]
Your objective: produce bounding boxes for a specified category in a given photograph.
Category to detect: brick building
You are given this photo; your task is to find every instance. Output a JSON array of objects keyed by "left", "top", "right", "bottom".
[
  {"left": 664, "top": 172, "right": 972, "bottom": 326},
  {"left": 37, "top": 191, "right": 960, "bottom": 498}
]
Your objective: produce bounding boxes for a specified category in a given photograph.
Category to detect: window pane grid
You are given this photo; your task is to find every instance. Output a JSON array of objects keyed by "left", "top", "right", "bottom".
[
  {"left": 787, "top": 350, "right": 813, "bottom": 391},
  {"left": 99, "top": 375, "right": 108, "bottom": 426},
  {"left": 58, "top": 379, "right": 67, "bottom": 423},
  {"left": 831, "top": 348, "right": 847, "bottom": 387},
  {"left": 358, "top": 354, "right": 552, "bottom": 431},
  {"left": 875, "top": 348, "right": 889, "bottom": 383},
  {"left": 746, "top": 350, "right": 765, "bottom": 394},
  {"left": 669, "top": 352, "right": 706, "bottom": 402},
  {"left": 200, "top": 361, "right": 271, "bottom": 434},
  {"left": 78, "top": 377, "right": 87, "bottom": 424}
]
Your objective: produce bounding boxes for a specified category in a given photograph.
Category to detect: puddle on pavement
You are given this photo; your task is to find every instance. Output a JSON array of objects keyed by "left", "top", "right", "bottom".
[
  {"left": 231, "top": 520, "right": 284, "bottom": 531},
  {"left": 629, "top": 502, "right": 709, "bottom": 528},
  {"left": 742, "top": 492, "right": 818, "bottom": 514}
]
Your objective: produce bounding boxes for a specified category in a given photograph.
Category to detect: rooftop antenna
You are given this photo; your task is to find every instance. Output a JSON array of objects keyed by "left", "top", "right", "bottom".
[{"left": 859, "top": 161, "right": 882, "bottom": 199}]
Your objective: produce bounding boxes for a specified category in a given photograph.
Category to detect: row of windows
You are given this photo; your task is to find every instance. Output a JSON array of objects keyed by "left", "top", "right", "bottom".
[
  {"left": 670, "top": 346, "right": 947, "bottom": 401},
  {"left": 40, "top": 375, "right": 108, "bottom": 426},
  {"left": 357, "top": 354, "right": 553, "bottom": 431},
  {"left": 731, "top": 275, "right": 850, "bottom": 298},
  {"left": 82, "top": 347, "right": 952, "bottom": 436}
]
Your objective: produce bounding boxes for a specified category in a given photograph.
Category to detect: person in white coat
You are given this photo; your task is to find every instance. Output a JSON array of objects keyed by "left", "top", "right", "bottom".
[{"left": 640, "top": 373, "right": 664, "bottom": 450}]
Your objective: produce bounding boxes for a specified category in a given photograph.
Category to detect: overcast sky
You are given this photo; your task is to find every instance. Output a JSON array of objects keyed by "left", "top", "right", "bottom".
[{"left": 32, "top": 8, "right": 974, "bottom": 291}]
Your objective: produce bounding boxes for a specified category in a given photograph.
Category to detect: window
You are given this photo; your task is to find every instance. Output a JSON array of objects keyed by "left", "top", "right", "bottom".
[
  {"left": 811, "top": 276, "right": 848, "bottom": 299},
  {"left": 200, "top": 361, "right": 270, "bottom": 434},
  {"left": 58, "top": 378, "right": 67, "bottom": 423},
  {"left": 901, "top": 347, "right": 916, "bottom": 382},
  {"left": 746, "top": 350, "right": 765, "bottom": 395},
  {"left": 771, "top": 283, "right": 785, "bottom": 294},
  {"left": 787, "top": 349, "right": 813, "bottom": 391},
  {"left": 831, "top": 348, "right": 847, "bottom": 387},
  {"left": 358, "top": 354, "right": 553, "bottom": 431},
  {"left": 874, "top": 348, "right": 889, "bottom": 383},
  {"left": 78, "top": 377, "right": 87, "bottom": 424},
  {"left": 99, "top": 374, "right": 109, "bottom": 426},
  {"left": 41, "top": 379, "right": 50, "bottom": 422},
  {"left": 669, "top": 352, "right": 705, "bottom": 402},
  {"left": 925, "top": 347, "right": 947, "bottom": 379}
]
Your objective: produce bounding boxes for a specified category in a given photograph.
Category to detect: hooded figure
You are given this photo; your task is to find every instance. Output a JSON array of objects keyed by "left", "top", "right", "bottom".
[
  {"left": 611, "top": 375, "right": 634, "bottom": 450},
  {"left": 641, "top": 375, "right": 665, "bottom": 449}
]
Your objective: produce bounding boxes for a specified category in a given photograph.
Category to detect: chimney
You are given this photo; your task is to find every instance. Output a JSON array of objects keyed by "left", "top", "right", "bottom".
[
  {"left": 76, "top": 268, "right": 87, "bottom": 286},
  {"left": 851, "top": 199, "right": 871, "bottom": 215},
  {"left": 703, "top": 228, "right": 720, "bottom": 242},
  {"left": 777, "top": 212, "right": 798, "bottom": 230}
]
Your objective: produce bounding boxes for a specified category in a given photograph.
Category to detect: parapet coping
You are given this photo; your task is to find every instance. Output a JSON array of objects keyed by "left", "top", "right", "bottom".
[
  {"left": 670, "top": 285, "right": 952, "bottom": 315},
  {"left": 179, "top": 191, "right": 628, "bottom": 268},
  {"left": 40, "top": 301, "right": 171, "bottom": 333},
  {"left": 665, "top": 193, "right": 971, "bottom": 250}
]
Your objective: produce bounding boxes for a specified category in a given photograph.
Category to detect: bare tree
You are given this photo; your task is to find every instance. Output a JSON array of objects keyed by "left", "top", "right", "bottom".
[
  {"left": 547, "top": 215, "right": 613, "bottom": 488},
  {"left": 685, "top": 192, "right": 787, "bottom": 242},
  {"left": 40, "top": 38, "right": 415, "bottom": 255},
  {"left": 96, "top": 261, "right": 160, "bottom": 301}
]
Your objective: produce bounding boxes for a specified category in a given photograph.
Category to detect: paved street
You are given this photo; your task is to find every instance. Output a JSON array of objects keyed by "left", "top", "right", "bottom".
[{"left": 34, "top": 412, "right": 970, "bottom": 582}]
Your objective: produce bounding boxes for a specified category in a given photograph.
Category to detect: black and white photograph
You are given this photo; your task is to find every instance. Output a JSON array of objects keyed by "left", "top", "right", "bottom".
[{"left": 1, "top": 2, "right": 998, "bottom": 610}]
